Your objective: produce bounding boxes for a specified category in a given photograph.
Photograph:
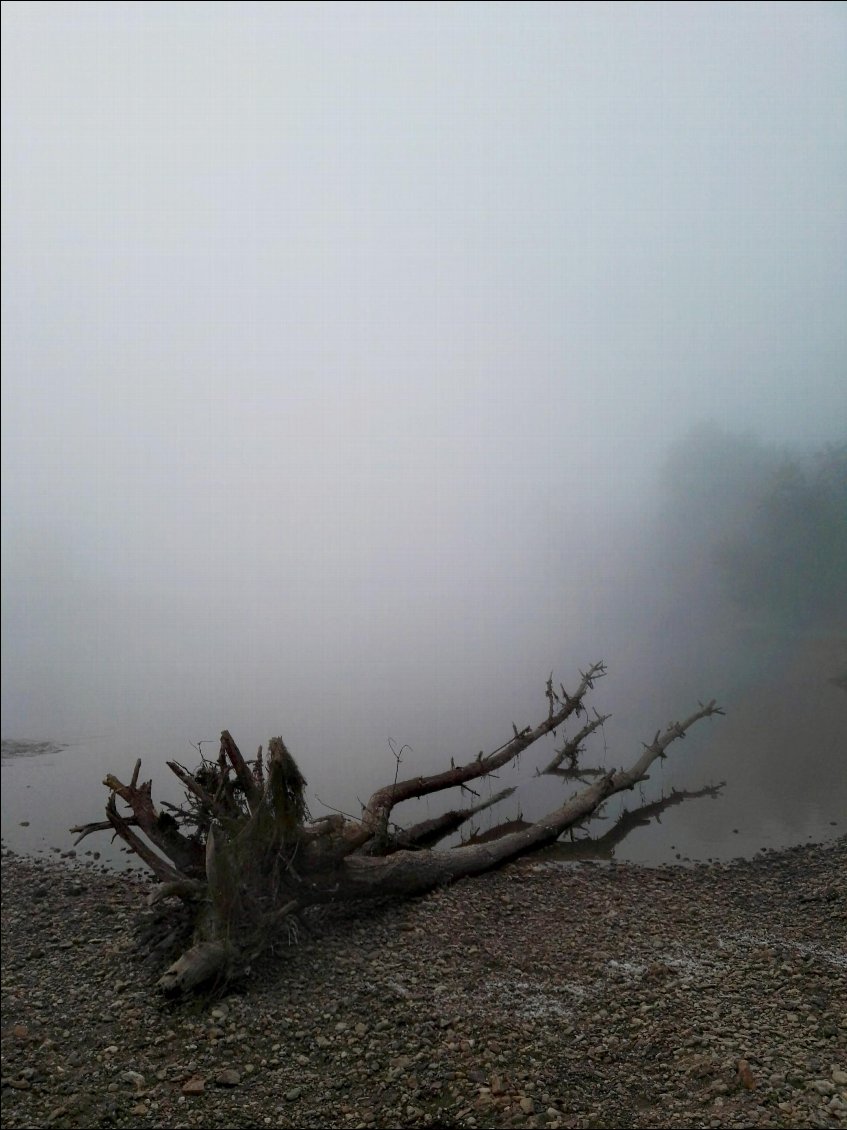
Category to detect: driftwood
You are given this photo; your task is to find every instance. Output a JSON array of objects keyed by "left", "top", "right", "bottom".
[{"left": 71, "top": 661, "right": 723, "bottom": 994}]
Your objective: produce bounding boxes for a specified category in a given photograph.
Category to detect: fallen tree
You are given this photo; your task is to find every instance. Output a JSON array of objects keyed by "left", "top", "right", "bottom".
[{"left": 71, "top": 662, "right": 723, "bottom": 995}]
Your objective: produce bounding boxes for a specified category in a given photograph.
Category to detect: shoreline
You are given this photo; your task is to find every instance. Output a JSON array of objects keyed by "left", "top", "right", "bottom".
[{"left": 2, "top": 838, "right": 845, "bottom": 1129}]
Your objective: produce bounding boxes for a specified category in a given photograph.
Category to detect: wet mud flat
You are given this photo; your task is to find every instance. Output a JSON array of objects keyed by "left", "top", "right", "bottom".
[{"left": 1, "top": 837, "right": 845, "bottom": 1129}]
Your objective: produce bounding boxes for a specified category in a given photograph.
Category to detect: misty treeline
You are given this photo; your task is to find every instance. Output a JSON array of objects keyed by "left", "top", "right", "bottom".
[
  {"left": 659, "top": 426, "right": 846, "bottom": 632},
  {"left": 72, "top": 664, "right": 722, "bottom": 996}
]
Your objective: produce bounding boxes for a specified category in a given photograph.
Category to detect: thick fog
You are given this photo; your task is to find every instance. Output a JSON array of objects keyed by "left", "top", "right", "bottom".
[{"left": 2, "top": 3, "right": 845, "bottom": 851}]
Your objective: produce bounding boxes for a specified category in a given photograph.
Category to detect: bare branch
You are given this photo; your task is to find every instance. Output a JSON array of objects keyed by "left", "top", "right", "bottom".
[
  {"left": 347, "top": 661, "right": 608, "bottom": 852},
  {"left": 166, "top": 760, "right": 232, "bottom": 822},
  {"left": 611, "top": 700, "right": 724, "bottom": 793},
  {"left": 220, "top": 730, "right": 261, "bottom": 812},
  {"left": 545, "top": 765, "right": 609, "bottom": 782},
  {"left": 377, "top": 786, "right": 518, "bottom": 853},
  {"left": 542, "top": 710, "right": 611, "bottom": 773},
  {"left": 337, "top": 696, "right": 723, "bottom": 899},
  {"left": 103, "top": 768, "right": 203, "bottom": 875},
  {"left": 69, "top": 816, "right": 139, "bottom": 846},
  {"left": 104, "top": 795, "right": 186, "bottom": 885}
]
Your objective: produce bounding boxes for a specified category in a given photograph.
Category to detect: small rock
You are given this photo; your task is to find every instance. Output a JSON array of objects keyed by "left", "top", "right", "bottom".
[
  {"left": 833, "top": 1068, "right": 847, "bottom": 1086},
  {"left": 519, "top": 1096, "right": 535, "bottom": 1114},
  {"left": 181, "top": 1075, "right": 205, "bottom": 1095},
  {"left": 737, "top": 1059, "right": 757, "bottom": 1090},
  {"left": 285, "top": 1086, "right": 302, "bottom": 1101},
  {"left": 216, "top": 1069, "right": 241, "bottom": 1087}
]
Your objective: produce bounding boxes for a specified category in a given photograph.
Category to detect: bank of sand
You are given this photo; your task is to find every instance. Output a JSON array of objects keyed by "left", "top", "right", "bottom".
[{"left": 1, "top": 838, "right": 845, "bottom": 1129}]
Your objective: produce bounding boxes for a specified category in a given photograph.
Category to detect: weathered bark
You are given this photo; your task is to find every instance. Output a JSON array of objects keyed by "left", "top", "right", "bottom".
[{"left": 72, "top": 662, "right": 724, "bottom": 994}]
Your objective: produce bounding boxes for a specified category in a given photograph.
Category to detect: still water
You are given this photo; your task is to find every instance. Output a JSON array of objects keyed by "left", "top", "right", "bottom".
[{"left": 2, "top": 634, "right": 844, "bottom": 870}]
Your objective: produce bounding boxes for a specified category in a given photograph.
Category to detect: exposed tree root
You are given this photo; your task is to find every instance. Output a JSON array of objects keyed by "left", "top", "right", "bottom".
[{"left": 71, "top": 662, "right": 723, "bottom": 994}]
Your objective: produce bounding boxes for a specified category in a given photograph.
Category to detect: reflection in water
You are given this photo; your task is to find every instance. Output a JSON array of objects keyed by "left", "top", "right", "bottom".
[
  {"left": 538, "top": 784, "right": 725, "bottom": 862},
  {"left": 0, "top": 632, "right": 844, "bottom": 871},
  {"left": 463, "top": 784, "right": 725, "bottom": 861}
]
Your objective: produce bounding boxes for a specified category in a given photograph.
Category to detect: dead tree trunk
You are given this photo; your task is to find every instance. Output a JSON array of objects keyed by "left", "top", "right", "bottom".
[{"left": 71, "top": 662, "right": 723, "bottom": 994}]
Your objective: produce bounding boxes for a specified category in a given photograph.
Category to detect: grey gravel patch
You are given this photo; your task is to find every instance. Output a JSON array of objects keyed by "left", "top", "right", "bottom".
[{"left": 1, "top": 838, "right": 845, "bottom": 1129}]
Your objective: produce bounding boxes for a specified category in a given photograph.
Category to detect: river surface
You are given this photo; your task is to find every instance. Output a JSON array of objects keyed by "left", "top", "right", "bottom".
[{"left": 2, "top": 634, "right": 844, "bottom": 871}]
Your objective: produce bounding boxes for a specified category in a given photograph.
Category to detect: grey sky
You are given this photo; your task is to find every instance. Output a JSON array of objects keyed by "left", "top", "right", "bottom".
[{"left": 2, "top": 2, "right": 845, "bottom": 793}]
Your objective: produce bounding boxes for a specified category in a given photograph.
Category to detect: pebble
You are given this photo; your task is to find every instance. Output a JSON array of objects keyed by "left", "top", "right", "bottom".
[{"left": 1, "top": 839, "right": 844, "bottom": 1129}]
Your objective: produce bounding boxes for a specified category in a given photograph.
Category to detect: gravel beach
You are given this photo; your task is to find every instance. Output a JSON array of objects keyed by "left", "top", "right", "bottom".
[{"left": 2, "top": 838, "right": 845, "bottom": 1129}]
